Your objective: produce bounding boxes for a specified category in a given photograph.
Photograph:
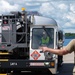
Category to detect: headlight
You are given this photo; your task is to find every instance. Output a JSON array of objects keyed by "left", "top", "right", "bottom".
[{"left": 44, "top": 62, "right": 50, "bottom": 66}]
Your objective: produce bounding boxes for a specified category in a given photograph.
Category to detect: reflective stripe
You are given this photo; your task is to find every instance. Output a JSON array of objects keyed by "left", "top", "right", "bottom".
[
  {"left": 0, "top": 52, "right": 9, "bottom": 55},
  {"left": 0, "top": 74, "right": 7, "bottom": 75},
  {"left": 0, "top": 59, "right": 8, "bottom": 61}
]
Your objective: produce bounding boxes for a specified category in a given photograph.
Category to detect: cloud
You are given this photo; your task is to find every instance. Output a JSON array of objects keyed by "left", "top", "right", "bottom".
[
  {"left": 0, "top": 0, "right": 75, "bottom": 33},
  {"left": 39, "top": 2, "right": 55, "bottom": 16},
  {"left": 7, "top": 0, "right": 27, "bottom": 4},
  {"left": 6, "top": 0, "right": 50, "bottom": 4},
  {"left": 66, "top": 12, "right": 75, "bottom": 24},
  {"left": 0, "top": 0, "right": 20, "bottom": 14},
  {"left": 65, "top": 22, "right": 72, "bottom": 27},
  {"left": 70, "top": 4, "right": 75, "bottom": 13},
  {"left": 64, "top": 29, "right": 75, "bottom": 33},
  {"left": 39, "top": 1, "right": 75, "bottom": 33},
  {"left": 39, "top": 2, "right": 69, "bottom": 18},
  {"left": 26, "top": 3, "right": 41, "bottom": 6},
  {"left": 58, "top": 3, "right": 69, "bottom": 12}
]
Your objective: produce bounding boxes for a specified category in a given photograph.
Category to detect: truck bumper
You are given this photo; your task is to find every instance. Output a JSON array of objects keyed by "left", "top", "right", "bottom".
[
  {"left": 0, "top": 59, "right": 57, "bottom": 74},
  {"left": 0, "top": 59, "right": 55, "bottom": 68}
]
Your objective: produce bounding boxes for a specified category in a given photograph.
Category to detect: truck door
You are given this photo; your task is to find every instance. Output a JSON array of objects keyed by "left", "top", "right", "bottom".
[{"left": 30, "top": 27, "right": 54, "bottom": 60}]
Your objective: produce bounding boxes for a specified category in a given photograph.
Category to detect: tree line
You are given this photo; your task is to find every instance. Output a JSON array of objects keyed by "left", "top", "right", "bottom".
[{"left": 65, "top": 33, "right": 75, "bottom": 39}]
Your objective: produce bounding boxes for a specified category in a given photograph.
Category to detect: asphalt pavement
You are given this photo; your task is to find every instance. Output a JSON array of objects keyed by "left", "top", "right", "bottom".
[{"left": 57, "top": 52, "right": 74, "bottom": 75}]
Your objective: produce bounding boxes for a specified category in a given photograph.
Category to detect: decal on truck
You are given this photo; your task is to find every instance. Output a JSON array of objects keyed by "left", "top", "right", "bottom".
[{"left": 31, "top": 51, "right": 41, "bottom": 60}]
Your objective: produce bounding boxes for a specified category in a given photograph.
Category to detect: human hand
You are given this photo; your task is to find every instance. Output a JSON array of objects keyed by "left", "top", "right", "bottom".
[{"left": 39, "top": 46, "right": 49, "bottom": 52}]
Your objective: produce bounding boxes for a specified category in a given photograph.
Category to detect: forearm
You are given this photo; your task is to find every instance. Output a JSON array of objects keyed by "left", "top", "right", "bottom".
[
  {"left": 40, "top": 46, "right": 69, "bottom": 55},
  {"left": 47, "top": 48, "right": 68, "bottom": 55},
  {"left": 47, "top": 48, "right": 61, "bottom": 55}
]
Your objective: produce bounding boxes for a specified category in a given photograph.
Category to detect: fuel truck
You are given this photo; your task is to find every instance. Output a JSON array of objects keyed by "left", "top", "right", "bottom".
[{"left": 0, "top": 8, "right": 64, "bottom": 74}]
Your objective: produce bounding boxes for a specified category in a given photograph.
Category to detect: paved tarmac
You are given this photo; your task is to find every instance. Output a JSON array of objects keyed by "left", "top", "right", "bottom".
[{"left": 57, "top": 52, "right": 74, "bottom": 75}]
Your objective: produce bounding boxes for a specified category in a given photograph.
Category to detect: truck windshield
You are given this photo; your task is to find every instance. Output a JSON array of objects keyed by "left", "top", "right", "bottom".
[{"left": 32, "top": 28, "right": 54, "bottom": 49}]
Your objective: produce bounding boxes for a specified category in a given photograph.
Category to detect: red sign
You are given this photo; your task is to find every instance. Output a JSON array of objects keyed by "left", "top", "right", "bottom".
[{"left": 31, "top": 51, "right": 41, "bottom": 60}]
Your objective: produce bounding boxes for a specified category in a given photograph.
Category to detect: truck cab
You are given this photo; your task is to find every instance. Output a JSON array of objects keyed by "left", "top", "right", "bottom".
[{"left": 29, "top": 15, "right": 64, "bottom": 74}]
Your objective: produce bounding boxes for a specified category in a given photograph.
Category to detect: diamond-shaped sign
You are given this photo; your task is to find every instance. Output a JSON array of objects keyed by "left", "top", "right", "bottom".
[{"left": 31, "top": 51, "right": 41, "bottom": 60}]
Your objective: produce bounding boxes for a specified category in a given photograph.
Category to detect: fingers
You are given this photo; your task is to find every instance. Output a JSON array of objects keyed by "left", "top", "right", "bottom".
[
  {"left": 39, "top": 46, "right": 47, "bottom": 52},
  {"left": 39, "top": 47, "right": 42, "bottom": 49},
  {"left": 39, "top": 47, "right": 44, "bottom": 51}
]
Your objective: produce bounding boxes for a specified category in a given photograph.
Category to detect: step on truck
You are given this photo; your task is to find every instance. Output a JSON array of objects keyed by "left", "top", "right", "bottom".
[{"left": 0, "top": 8, "right": 64, "bottom": 74}]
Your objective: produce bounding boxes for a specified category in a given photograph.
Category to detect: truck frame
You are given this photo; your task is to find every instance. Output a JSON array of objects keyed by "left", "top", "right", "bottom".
[{"left": 0, "top": 8, "right": 64, "bottom": 74}]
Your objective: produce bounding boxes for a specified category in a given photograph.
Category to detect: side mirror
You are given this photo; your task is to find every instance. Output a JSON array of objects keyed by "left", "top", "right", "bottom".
[
  {"left": 58, "top": 30, "right": 63, "bottom": 41},
  {"left": 58, "top": 30, "right": 64, "bottom": 47}
]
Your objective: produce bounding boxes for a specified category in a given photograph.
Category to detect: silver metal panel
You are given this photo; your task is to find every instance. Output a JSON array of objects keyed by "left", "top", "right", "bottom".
[{"left": 33, "top": 16, "right": 57, "bottom": 26}]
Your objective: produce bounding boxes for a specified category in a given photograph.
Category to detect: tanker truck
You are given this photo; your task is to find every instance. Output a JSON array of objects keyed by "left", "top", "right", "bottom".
[{"left": 0, "top": 8, "right": 64, "bottom": 74}]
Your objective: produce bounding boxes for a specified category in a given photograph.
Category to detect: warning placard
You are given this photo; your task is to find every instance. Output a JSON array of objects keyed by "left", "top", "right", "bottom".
[{"left": 31, "top": 51, "right": 41, "bottom": 60}]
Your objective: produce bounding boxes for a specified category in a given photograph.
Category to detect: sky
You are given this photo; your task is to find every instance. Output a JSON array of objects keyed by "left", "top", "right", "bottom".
[{"left": 0, "top": 0, "right": 75, "bottom": 33}]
